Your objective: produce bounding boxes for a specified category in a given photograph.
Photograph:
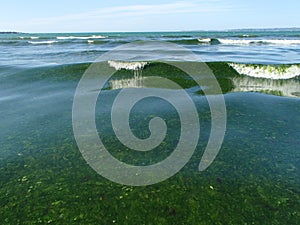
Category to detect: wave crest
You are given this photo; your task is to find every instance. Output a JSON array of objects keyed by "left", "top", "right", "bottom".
[
  {"left": 28, "top": 40, "right": 58, "bottom": 45},
  {"left": 108, "top": 61, "right": 148, "bottom": 71},
  {"left": 56, "top": 35, "right": 107, "bottom": 40},
  {"left": 229, "top": 63, "right": 300, "bottom": 79}
]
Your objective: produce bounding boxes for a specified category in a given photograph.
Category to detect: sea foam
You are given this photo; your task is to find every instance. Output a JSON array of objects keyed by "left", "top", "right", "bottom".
[
  {"left": 28, "top": 40, "right": 58, "bottom": 45},
  {"left": 56, "top": 35, "right": 107, "bottom": 40},
  {"left": 219, "top": 39, "right": 300, "bottom": 45},
  {"left": 229, "top": 63, "right": 300, "bottom": 79},
  {"left": 108, "top": 61, "right": 148, "bottom": 71},
  {"left": 197, "top": 38, "right": 300, "bottom": 45}
]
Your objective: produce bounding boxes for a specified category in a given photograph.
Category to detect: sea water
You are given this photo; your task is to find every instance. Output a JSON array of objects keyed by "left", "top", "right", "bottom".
[{"left": 0, "top": 29, "right": 299, "bottom": 224}]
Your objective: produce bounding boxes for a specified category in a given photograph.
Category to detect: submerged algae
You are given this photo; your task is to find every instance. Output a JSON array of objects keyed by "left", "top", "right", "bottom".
[{"left": 0, "top": 61, "right": 299, "bottom": 224}]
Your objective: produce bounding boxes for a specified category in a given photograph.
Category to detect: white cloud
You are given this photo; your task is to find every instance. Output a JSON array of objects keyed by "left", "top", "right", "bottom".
[{"left": 14, "top": 0, "right": 235, "bottom": 31}]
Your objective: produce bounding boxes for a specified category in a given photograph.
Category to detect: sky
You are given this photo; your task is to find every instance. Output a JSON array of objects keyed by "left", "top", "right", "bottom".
[{"left": 1, "top": 0, "right": 299, "bottom": 33}]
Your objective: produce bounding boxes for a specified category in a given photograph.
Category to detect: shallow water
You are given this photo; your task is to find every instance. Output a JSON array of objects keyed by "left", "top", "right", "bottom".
[{"left": 0, "top": 31, "right": 300, "bottom": 224}]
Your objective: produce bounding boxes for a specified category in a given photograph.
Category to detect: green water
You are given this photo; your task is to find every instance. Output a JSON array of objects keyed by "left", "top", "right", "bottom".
[{"left": 0, "top": 62, "right": 299, "bottom": 224}]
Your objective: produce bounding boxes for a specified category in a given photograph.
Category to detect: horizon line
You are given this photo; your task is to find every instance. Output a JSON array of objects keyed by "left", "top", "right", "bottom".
[{"left": 1, "top": 27, "right": 300, "bottom": 34}]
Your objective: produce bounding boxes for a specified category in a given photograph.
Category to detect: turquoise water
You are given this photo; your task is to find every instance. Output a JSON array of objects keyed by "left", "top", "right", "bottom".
[
  {"left": 1, "top": 29, "right": 300, "bottom": 66},
  {"left": 0, "top": 30, "right": 300, "bottom": 224}
]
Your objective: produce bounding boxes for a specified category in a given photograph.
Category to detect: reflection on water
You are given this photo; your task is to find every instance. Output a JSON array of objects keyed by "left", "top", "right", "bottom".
[
  {"left": 108, "top": 61, "right": 148, "bottom": 89},
  {"left": 232, "top": 76, "right": 300, "bottom": 98},
  {"left": 109, "top": 69, "right": 300, "bottom": 99},
  {"left": 109, "top": 70, "right": 145, "bottom": 89}
]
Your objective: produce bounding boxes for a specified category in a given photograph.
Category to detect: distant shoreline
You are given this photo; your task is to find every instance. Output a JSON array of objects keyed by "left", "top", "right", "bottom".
[{"left": 0, "top": 31, "right": 22, "bottom": 34}]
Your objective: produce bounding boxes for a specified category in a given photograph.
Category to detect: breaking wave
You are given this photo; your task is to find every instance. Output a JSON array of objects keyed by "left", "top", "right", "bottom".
[
  {"left": 168, "top": 38, "right": 300, "bottom": 46},
  {"left": 108, "top": 61, "right": 148, "bottom": 71},
  {"left": 56, "top": 35, "right": 107, "bottom": 40},
  {"left": 28, "top": 40, "right": 58, "bottom": 45},
  {"left": 229, "top": 63, "right": 300, "bottom": 79}
]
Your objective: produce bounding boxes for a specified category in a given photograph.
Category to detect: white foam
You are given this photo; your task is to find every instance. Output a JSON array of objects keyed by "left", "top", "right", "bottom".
[
  {"left": 219, "top": 39, "right": 257, "bottom": 45},
  {"left": 108, "top": 61, "right": 148, "bottom": 71},
  {"left": 20, "top": 36, "right": 39, "bottom": 40},
  {"left": 108, "top": 61, "right": 147, "bottom": 89},
  {"left": 219, "top": 39, "right": 300, "bottom": 45},
  {"left": 229, "top": 63, "right": 300, "bottom": 79},
  {"left": 28, "top": 41, "right": 57, "bottom": 45},
  {"left": 56, "top": 35, "right": 107, "bottom": 40},
  {"left": 198, "top": 38, "right": 211, "bottom": 43}
]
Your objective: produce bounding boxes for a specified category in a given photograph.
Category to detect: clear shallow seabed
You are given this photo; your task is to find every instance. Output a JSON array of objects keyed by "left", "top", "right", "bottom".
[{"left": 0, "top": 30, "right": 300, "bottom": 224}]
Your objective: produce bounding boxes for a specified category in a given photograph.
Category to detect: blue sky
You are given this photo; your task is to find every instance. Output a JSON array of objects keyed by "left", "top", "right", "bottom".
[{"left": 1, "top": 0, "right": 299, "bottom": 32}]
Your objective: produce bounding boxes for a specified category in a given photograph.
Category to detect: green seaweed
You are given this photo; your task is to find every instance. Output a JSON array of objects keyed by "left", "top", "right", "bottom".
[{"left": 1, "top": 61, "right": 300, "bottom": 224}]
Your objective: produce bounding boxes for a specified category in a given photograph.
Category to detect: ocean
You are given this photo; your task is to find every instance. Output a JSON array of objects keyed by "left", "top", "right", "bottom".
[{"left": 0, "top": 29, "right": 300, "bottom": 224}]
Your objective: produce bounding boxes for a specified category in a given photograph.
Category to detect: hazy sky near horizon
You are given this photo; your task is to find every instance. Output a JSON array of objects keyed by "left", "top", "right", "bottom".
[{"left": 1, "top": 0, "right": 299, "bottom": 32}]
